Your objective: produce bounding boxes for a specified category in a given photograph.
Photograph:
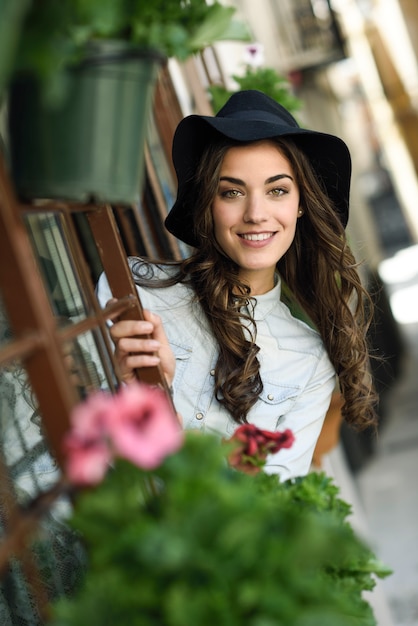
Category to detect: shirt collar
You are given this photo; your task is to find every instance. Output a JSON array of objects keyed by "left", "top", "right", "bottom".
[{"left": 250, "top": 276, "right": 282, "bottom": 320}]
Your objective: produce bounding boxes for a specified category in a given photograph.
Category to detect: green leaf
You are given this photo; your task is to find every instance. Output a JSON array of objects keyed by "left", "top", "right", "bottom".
[
  {"left": 215, "top": 18, "right": 252, "bottom": 44},
  {"left": 0, "top": 0, "right": 30, "bottom": 94},
  {"left": 189, "top": 4, "right": 250, "bottom": 51}
]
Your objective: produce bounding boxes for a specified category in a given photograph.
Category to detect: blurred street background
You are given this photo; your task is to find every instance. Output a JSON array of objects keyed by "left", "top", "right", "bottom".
[
  {"left": 326, "top": 244, "right": 418, "bottom": 626},
  {"left": 356, "top": 246, "right": 418, "bottom": 626}
]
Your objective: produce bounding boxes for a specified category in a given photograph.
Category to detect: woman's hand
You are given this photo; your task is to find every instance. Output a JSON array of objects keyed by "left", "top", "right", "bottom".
[{"left": 109, "top": 308, "right": 175, "bottom": 387}]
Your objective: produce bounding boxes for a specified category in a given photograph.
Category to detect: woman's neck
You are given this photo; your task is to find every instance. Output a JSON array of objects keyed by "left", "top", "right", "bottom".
[{"left": 239, "top": 270, "right": 278, "bottom": 296}]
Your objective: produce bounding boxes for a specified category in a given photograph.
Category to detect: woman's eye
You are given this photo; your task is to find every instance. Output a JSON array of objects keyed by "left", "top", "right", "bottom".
[
  {"left": 269, "top": 187, "right": 286, "bottom": 197},
  {"left": 221, "top": 189, "right": 241, "bottom": 198}
]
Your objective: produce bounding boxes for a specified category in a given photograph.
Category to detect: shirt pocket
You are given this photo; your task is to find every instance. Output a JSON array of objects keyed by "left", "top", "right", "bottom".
[
  {"left": 253, "top": 380, "right": 300, "bottom": 432},
  {"left": 171, "top": 341, "right": 192, "bottom": 387}
]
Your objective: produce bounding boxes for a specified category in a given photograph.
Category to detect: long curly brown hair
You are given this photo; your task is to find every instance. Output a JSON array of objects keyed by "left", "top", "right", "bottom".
[{"left": 135, "top": 136, "right": 378, "bottom": 431}]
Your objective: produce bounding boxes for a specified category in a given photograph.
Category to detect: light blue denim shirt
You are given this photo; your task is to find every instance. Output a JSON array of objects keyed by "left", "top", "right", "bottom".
[{"left": 97, "top": 259, "right": 336, "bottom": 481}]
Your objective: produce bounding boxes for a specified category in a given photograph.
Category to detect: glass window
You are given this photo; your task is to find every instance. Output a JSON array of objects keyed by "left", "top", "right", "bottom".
[
  {"left": 0, "top": 292, "right": 13, "bottom": 346},
  {"left": 24, "top": 212, "right": 91, "bottom": 320},
  {"left": 61, "top": 328, "right": 112, "bottom": 399}
]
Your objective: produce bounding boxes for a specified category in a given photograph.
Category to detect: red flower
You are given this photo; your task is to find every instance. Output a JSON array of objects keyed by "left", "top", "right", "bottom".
[{"left": 227, "top": 424, "right": 294, "bottom": 475}]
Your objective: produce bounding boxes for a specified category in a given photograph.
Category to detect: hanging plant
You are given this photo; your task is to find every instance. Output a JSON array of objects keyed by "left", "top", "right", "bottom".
[
  {"left": 4, "top": 0, "right": 250, "bottom": 204},
  {"left": 4, "top": 0, "right": 250, "bottom": 103}
]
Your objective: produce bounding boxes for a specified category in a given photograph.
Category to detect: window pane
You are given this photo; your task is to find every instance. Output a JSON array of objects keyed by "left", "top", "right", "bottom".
[
  {"left": 0, "top": 291, "right": 13, "bottom": 347},
  {"left": 0, "top": 359, "right": 59, "bottom": 500},
  {"left": 71, "top": 212, "right": 104, "bottom": 286},
  {"left": 62, "top": 328, "right": 113, "bottom": 399},
  {"left": 0, "top": 357, "right": 86, "bottom": 623},
  {"left": 147, "top": 113, "right": 176, "bottom": 210},
  {"left": 24, "top": 212, "right": 88, "bottom": 320},
  {"left": 23, "top": 211, "right": 115, "bottom": 392}
]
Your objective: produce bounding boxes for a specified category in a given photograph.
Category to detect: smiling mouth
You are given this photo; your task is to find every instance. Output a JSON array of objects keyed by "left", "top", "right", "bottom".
[{"left": 239, "top": 232, "right": 275, "bottom": 241}]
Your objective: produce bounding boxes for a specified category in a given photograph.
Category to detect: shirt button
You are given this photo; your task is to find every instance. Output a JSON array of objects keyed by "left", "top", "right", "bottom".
[
  {"left": 267, "top": 394, "right": 274, "bottom": 401},
  {"left": 196, "top": 412, "right": 204, "bottom": 420},
  {"left": 210, "top": 369, "right": 215, "bottom": 376}
]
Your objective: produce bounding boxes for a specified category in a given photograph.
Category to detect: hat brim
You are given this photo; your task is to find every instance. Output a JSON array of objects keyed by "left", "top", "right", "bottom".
[{"left": 165, "top": 115, "right": 351, "bottom": 247}]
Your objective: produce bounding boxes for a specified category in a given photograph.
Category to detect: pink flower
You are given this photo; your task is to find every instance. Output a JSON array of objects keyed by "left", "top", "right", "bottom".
[
  {"left": 106, "top": 383, "right": 183, "bottom": 470},
  {"left": 63, "top": 392, "right": 114, "bottom": 485},
  {"left": 64, "top": 433, "right": 111, "bottom": 486},
  {"left": 67, "top": 391, "right": 113, "bottom": 440},
  {"left": 227, "top": 424, "right": 295, "bottom": 475},
  {"left": 63, "top": 383, "right": 183, "bottom": 486}
]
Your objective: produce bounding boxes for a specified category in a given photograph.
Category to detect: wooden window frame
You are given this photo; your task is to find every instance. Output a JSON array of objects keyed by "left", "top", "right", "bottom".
[
  {"left": 0, "top": 66, "right": 185, "bottom": 619},
  {"left": 0, "top": 157, "right": 174, "bottom": 619}
]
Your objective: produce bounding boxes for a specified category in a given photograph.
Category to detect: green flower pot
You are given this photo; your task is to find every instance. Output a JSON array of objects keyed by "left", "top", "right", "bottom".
[{"left": 8, "top": 41, "right": 164, "bottom": 204}]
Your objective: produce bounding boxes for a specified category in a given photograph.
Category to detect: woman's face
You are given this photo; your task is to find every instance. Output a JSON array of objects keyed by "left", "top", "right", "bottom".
[{"left": 212, "top": 140, "right": 301, "bottom": 294}]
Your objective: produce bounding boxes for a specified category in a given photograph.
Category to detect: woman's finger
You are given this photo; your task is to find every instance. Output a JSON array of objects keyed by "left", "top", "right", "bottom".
[{"left": 108, "top": 310, "right": 175, "bottom": 387}]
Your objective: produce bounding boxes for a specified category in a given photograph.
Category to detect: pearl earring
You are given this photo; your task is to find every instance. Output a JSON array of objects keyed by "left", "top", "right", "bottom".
[{"left": 298, "top": 209, "right": 303, "bottom": 216}]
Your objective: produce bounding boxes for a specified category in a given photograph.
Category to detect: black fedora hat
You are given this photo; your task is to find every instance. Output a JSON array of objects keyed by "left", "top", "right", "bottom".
[{"left": 165, "top": 90, "right": 351, "bottom": 247}]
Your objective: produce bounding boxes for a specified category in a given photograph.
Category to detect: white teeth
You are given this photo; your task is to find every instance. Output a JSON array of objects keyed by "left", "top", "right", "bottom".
[{"left": 241, "top": 233, "right": 273, "bottom": 241}]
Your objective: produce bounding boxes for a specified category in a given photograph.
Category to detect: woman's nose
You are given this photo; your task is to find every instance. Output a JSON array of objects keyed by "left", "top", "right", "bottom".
[{"left": 243, "top": 194, "right": 268, "bottom": 223}]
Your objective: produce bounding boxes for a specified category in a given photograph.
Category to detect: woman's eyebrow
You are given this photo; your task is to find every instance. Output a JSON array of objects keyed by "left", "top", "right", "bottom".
[
  {"left": 219, "top": 176, "right": 245, "bottom": 185},
  {"left": 266, "top": 173, "right": 294, "bottom": 183},
  {"left": 219, "top": 173, "right": 294, "bottom": 185}
]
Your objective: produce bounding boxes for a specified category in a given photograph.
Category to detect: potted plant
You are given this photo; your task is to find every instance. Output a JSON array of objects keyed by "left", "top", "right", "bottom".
[
  {"left": 47, "top": 382, "right": 391, "bottom": 626},
  {"left": 207, "top": 43, "right": 301, "bottom": 114},
  {"left": 5, "top": 0, "right": 250, "bottom": 204}
]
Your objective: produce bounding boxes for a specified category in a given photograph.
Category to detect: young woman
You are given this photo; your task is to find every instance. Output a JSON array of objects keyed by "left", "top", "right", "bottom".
[{"left": 97, "top": 90, "right": 378, "bottom": 480}]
